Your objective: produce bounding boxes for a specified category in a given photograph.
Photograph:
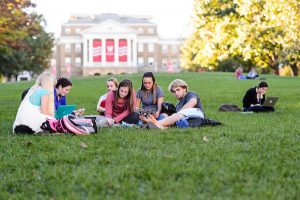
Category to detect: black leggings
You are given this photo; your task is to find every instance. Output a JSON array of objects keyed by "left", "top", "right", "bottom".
[
  {"left": 121, "top": 112, "right": 140, "bottom": 124},
  {"left": 244, "top": 106, "right": 275, "bottom": 112}
]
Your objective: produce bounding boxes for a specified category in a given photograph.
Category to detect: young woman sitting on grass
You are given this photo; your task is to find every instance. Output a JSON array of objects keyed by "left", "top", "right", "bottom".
[
  {"left": 14, "top": 72, "right": 57, "bottom": 134},
  {"left": 136, "top": 72, "right": 165, "bottom": 120},
  {"left": 54, "top": 77, "right": 73, "bottom": 110},
  {"left": 242, "top": 81, "right": 274, "bottom": 112},
  {"left": 140, "top": 79, "right": 205, "bottom": 129},
  {"left": 96, "top": 77, "right": 119, "bottom": 115},
  {"left": 104, "top": 79, "right": 139, "bottom": 125}
]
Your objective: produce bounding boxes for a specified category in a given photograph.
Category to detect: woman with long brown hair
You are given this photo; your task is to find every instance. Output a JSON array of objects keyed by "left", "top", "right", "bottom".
[
  {"left": 136, "top": 72, "right": 165, "bottom": 120},
  {"left": 105, "top": 79, "right": 139, "bottom": 125}
]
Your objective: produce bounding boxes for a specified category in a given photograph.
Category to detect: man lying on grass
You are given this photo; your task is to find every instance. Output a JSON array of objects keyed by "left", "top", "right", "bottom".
[{"left": 140, "top": 79, "right": 204, "bottom": 129}]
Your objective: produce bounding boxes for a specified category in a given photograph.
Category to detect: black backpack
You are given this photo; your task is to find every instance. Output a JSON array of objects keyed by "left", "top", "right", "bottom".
[{"left": 161, "top": 102, "right": 177, "bottom": 116}]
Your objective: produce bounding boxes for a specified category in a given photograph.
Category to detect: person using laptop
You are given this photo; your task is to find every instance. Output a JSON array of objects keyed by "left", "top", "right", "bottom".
[
  {"left": 242, "top": 81, "right": 275, "bottom": 112},
  {"left": 54, "top": 78, "right": 72, "bottom": 110}
]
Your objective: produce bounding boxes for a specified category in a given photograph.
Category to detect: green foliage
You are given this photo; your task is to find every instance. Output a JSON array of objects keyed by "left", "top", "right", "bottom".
[
  {"left": 182, "top": 0, "right": 300, "bottom": 74},
  {"left": 0, "top": 0, "right": 54, "bottom": 76},
  {"left": 0, "top": 72, "right": 299, "bottom": 199}
]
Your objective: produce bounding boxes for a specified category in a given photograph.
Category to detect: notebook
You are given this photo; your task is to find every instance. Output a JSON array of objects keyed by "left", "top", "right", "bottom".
[
  {"left": 55, "top": 105, "right": 76, "bottom": 119},
  {"left": 262, "top": 97, "right": 279, "bottom": 108}
]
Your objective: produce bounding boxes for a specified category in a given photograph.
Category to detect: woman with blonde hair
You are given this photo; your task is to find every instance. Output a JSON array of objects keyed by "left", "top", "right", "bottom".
[
  {"left": 13, "top": 72, "right": 57, "bottom": 134},
  {"left": 96, "top": 77, "right": 119, "bottom": 114}
]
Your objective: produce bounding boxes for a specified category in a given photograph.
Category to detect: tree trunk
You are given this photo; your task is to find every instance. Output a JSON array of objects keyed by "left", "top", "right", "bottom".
[{"left": 290, "top": 63, "right": 298, "bottom": 77}]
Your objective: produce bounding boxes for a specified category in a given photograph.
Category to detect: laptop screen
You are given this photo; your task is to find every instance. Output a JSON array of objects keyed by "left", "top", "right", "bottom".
[
  {"left": 262, "top": 97, "right": 279, "bottom": 107},
  {"left": 55, "top": 105, "right": 76, "bottom": 119}
]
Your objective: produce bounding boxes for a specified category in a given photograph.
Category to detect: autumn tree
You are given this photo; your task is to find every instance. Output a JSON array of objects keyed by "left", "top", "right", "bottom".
[
  {"left": 0, "top": 0, "right": 54, "bottom": 78},
  {"left": 182, "top": 0, "right": 300, "bottom": 75}
]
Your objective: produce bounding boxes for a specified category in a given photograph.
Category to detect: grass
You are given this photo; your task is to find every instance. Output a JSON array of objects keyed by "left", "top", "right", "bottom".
[{"left": 0, "top": 72, "right": 299, "bottom": 199}]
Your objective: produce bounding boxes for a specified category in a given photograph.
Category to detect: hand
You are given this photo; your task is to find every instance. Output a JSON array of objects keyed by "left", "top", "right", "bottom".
[
  {"left": 106, "top": 118, "right": 115, "bottom": 126},
  {"left": 153, "top": 111, "right": 160, "bottom": 119}
]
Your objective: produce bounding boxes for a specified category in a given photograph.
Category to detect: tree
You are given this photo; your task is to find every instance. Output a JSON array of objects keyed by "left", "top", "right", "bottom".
[
  {"left": 0, "top": 0, "right": 54, "bottom": 78},
  {"left": 182, "top": 0, "right": 300, "bottom": 75}
]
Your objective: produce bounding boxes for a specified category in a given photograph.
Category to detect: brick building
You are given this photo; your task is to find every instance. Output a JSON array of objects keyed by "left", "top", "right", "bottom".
[{"left": 51, "top": 13, "right": 183, "bottom": 77}]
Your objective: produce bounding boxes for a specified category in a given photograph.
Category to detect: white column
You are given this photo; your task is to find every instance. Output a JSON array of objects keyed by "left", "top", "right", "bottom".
[
  {"left": 132, "top": 38, "right": 137, "bottom": 67},
  {"left": 83, "top": 38, "right": 88, "bottom": 66},
  {"left": 127, "top": 38, "right": 132, "bottom": 66},
  {"left": 114, "top": 38, "right": 119, "bottom": 66},
  {"left": 102, "top": 38, "right": 106, "bottom": 66},
  {"left": 89, "top": 38, "right": 93, "bottom": 67}
]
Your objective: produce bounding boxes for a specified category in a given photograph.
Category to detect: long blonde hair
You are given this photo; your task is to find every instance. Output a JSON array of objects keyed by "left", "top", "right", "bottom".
[{"left": 30, "top": 72, "right": 56, "bottom": 116}]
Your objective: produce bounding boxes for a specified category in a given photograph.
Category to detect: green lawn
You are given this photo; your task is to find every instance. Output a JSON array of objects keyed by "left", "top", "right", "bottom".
[{"left": 0, "top": 72, "right": 299, "bottom": 199}]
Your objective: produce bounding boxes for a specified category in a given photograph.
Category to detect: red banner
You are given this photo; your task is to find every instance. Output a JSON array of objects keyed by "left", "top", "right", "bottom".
[
  {"left": 93, "top": 39, "right": 102, "bottom": 62},
  {"left": 106, "top": 39, "right": 114, "bottom": 62},
  {"left": 118, "top": 39, "right": 127, "bottom": 62}
]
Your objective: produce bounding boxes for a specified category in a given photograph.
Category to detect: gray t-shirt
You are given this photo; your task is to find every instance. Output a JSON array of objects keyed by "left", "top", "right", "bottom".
[
  {"left": 175, "top": 91, "right": 204, "bottom": 113},
  {"left": 136, "top": 86, "right": 164, "bottom": 110}
]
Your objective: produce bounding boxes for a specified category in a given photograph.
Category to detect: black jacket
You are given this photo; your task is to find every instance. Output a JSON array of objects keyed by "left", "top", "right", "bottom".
[{"left": 242, "top": 87, "right": 265, "bottom": 108}]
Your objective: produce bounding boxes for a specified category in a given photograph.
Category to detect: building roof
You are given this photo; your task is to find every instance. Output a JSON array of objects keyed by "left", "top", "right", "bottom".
[{"left": 66, "top": 13, "right": 155, "bottom": 25}]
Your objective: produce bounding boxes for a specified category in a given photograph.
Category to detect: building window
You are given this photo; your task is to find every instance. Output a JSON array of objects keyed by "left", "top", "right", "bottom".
[
  {"left": 75, "top": 43, "right": 81, "bottom": 53},
  {"left": 171, "top": 45, "right": 178, "bottom": 54},
  {"left": 65, "top": 43, "right": 71, "bottom": 53},
  {"left": 162, "top": 58, "right": 168, "bottom": 68},
  {"left": 138, "top": 57, "right": 144, "bottom": 67},
  {"left": 148, "top": 28, "right": 154, "bottom": 34},
  {"left": 65, "top": 28, "right": 71, "bottom": 34},
  {"left": 75, "top": 28, "right": 81, "bottom": 34},
  {"left": 138, "top": 28, "right": 143, "bottom": 33},
  {"left": 148, "top": 57, "right": 154, "bottom": 67},
  {"left": 162, "top": 45, "right": 168, "bottom": 54},
  {"left": 75, "top": 57, "right": 81, "bottom": 67},
  {"left": 87, "top": 40, "right": 89, "bottom": 62},
  {"left": 172, "top": 58, "right": 178, "bottom": 68},
  {"left": 65, "top": 57, "right": 71, "bottom": 65},
  {"left": 148, "top": 43, "right": 154, "bottom": 52},
  {"left": 138, "top": 43, "right": 144, "bottom": 52}
]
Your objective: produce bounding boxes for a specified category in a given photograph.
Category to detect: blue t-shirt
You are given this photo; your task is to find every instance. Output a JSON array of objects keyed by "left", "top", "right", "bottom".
[
  {"left": 136, "top": 86, "right": 164, "bottom": 110},
  {"left": 29, "top": 88, "right": 49, "bottom": 106},
  {"left": 54, "top": 89, "right": 66, "bottom": 110},
  {"left": 175, "top": 91, "right": 204, "bottom": 113}
]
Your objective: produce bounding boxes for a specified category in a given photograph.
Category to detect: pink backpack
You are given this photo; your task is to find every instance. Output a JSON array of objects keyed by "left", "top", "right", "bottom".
[{"left": 41, "top": 115, "right": 97, "bottom": 135}]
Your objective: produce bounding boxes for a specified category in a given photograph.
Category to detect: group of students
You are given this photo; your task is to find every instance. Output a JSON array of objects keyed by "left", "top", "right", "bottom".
[
  {"left": 13, "top": 71, "right": 274, "bottom": 134},
  {"left": 94, "top": 72, "right": 204, "bottom": 129}
]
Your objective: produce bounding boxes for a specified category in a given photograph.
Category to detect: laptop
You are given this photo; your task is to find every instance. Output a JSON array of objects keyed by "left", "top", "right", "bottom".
[
  {"left": 262, "top": 97, "right": 279, "bottom": 108},
  {"left": 55, "top": 105, "right": 76, "bottom": 119}
]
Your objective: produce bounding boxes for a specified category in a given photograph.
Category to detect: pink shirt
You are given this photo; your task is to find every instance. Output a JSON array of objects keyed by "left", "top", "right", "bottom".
[{"left": 105, "top": 91, "right": 136, "bottom": 123}]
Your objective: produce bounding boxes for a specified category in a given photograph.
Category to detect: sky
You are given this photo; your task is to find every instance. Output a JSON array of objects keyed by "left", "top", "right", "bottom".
[{"left": 31, "top": 0, "right": 194, "bottom": 38}]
